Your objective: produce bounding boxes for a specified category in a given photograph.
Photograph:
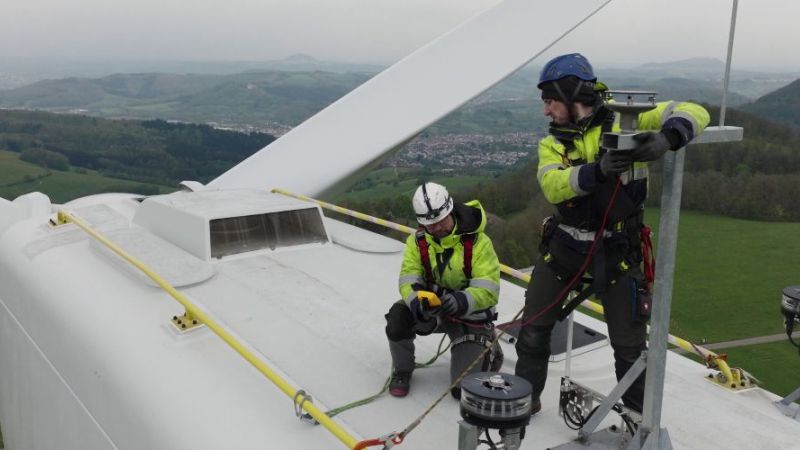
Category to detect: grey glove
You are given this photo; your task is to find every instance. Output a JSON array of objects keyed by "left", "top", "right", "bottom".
[
  {"left": 598, "top": 150, "right": 633, "bottom": 177},
  {"left": 438, "top": 292, "right": 469, "bottom": 317},
  {"left": 631, "top": 132, "right": 671, "bottom": 162}
]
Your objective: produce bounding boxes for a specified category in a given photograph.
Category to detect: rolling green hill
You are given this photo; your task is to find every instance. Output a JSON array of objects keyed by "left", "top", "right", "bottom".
[
  {"left": 0, "top": 150, "right": 168, "bottom": 202},
  {"left": 740, "top": 78, "right": 800, "bottom": 129},
  {"left": 0, "top": 65, "right": 783, "bottom": 136},
  {"left": 0, "top": 109, "right": 275, "bottom": 191},
  {"left": 0, "top": 71, "right": 372, "bottom": 127}
]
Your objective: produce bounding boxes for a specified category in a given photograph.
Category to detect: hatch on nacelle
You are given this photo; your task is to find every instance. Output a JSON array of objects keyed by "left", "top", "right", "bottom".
[{"left": 132, "top": 189, "right": 329, "bottom": 260}]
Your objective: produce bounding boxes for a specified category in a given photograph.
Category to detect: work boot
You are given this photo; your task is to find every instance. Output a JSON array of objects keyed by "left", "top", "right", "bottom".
[
  {"left": 451, "top": 387, "right": 461, "bottom": 400},
  {"left": 531, "top": 398, "right": 542, "bottom": 415},
  {"left": 389, "top": 370, "right": 412, "bottom": 397}
]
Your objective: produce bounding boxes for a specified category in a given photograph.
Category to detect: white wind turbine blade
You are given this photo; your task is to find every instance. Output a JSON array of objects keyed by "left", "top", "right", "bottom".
[{"left": 208, "top": 0, "right": 612, "bottom": 196}]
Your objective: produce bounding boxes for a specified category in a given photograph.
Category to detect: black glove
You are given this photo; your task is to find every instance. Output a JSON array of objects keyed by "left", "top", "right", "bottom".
[
  {"left": 631, "top": 132, "right": 671, "bottom": 162},
  {"left": 598, "top": 150, "right": 633, "bottom": 177},
  {"left": 438, "top": 292, "right": 469, "bottom": 317},
  {"left": 431, "top": 284, "right": 452, "bottom": 298},
  {"left": 411, "top": 297, "right": 433, "bottom": 321}
]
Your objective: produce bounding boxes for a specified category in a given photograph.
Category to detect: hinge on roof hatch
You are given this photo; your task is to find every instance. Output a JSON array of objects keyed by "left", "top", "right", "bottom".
[{"left": 170, "top": 310, "right": 204, "bottom": 333}]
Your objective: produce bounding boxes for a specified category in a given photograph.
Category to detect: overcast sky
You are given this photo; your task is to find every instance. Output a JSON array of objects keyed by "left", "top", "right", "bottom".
[{"left": 2, "top": 0, "right": 798, "bottom": 71}]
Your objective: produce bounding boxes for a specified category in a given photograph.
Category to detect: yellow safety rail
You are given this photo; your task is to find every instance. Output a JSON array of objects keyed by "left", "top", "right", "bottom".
[
  {"left": 55, "top": 210, "right": 359, "bottom": 449},
  {"left": 271, "top": 188, "right": 732, "bottom": 367}
]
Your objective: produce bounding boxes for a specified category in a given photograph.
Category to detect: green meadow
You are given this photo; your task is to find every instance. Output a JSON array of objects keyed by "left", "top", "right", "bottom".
[
  {"left": 0, "top": 150, "right": 169, "bottom": 203},
  {"left": 579, "top": 208, "right": 800, "bottom": 398},
  {"left": 646, "top": 209, "right": 800, "bottom": 344}
]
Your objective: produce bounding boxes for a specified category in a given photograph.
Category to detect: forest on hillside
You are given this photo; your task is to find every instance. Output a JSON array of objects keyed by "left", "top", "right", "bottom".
[{"left": 0, "top": 110, "right": 274, "bottom": 185}]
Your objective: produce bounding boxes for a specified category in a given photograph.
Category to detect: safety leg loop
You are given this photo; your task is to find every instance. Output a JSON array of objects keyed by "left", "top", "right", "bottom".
[{"left": 450, "top": 333, "right": 492, "bottom": 349}]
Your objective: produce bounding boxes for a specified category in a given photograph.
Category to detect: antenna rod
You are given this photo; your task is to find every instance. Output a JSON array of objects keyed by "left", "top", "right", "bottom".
[{"left": 719, "top": 0, "right": 739, "bottom": 126}]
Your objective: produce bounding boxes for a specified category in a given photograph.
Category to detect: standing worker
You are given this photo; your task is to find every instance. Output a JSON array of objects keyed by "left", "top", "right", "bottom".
[
  {"left": 385, "top": 182, "right": 503, "bottom": 399},
  {"left": 514, "top": 53, "right": 709, "bottom": 413}
]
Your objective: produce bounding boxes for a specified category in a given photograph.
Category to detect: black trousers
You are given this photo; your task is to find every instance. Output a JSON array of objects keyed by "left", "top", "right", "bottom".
[{"left": 514, "top": 237, "right": 648, "bottom": 412}]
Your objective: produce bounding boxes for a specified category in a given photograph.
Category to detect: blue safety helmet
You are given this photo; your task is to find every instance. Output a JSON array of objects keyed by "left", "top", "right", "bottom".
[{"left": 538, "top": 53, "right": 596, "bottom": 88}]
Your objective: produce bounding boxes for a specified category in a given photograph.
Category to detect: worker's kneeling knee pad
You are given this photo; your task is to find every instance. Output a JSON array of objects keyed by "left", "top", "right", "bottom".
[{"left": 385, "top": 302, "right": 415, "bottom": 341}]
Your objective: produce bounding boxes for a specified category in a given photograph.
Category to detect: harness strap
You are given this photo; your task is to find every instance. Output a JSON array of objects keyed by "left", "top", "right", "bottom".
[
  {"left": 416, "top": 230, "right": 476, "bottom": 288},
  {"left": 450, "top": 333, "right": 493, "bottom": 349},
  {"left": 462, "top": 233, "right": 475, "bottom": 281},
  {"left": 416, "top": 229, "right": 435, "bottom": 287},
  {"left": 641, "top": 225, "right": 655, "bottom": 286},
  {"left": 557, "top": 284, "right": 597, "bottom": 322}
]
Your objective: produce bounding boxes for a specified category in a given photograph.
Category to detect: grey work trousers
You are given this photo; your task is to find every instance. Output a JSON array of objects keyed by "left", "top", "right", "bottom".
[
  {"left": 386, "top": 301, "right": 498, "bottom": 384},
  {"left": 514, "top": 238, "right": 648, "bottom": 412}
]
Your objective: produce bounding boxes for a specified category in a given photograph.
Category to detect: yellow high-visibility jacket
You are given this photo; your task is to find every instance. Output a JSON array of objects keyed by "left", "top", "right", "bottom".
[
  {"left": 537, "top": 101, "right": 709, "bottom": 229},
  {"left": 398, "top": 200, "right": 500, "bottom": 321}
]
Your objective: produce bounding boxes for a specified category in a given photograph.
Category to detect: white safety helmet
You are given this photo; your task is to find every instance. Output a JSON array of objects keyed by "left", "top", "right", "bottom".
[{"left": 412, "top": 182, "right": 454, "bottom": 226}]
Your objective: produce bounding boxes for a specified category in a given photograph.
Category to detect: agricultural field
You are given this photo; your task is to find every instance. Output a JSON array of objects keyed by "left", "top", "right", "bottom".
[
  {"left": 0, "top": 150, "right": 168, "bottom": 203},
  {"left": 647, "top": 209, "right": 800, "bottom": 343},
  {"left": 638, "top": 209, "right": 799, "bottom": 398}
]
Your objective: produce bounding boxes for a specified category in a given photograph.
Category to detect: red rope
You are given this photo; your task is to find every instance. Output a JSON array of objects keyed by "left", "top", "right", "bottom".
[
  {"left": 641, "top": 225, "right": 655, "bottom": 285},
  {"left": 499, "top": 178, "right": 623, "bottom": 331}
]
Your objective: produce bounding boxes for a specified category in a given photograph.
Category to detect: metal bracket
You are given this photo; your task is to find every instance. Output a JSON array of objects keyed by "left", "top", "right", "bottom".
[
  {"left": 457, "top": 420, "right": 480, "bottom": 450},
  {"left": 775, "top": 386, "right": 800, "bottom": 421},
  {"left": 556, "top": 377, "right": 642, "bottom": 449},
  {"left": 627, "top": 427, "right": 674, "bottom": 450},
  {"left": 578, "top": 352, "right": 647, "bottom": 439}
]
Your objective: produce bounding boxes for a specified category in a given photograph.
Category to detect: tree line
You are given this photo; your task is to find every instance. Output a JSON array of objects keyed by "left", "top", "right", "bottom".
[{"left": 0, "top": 111, "right": 275, "bottom": 185}]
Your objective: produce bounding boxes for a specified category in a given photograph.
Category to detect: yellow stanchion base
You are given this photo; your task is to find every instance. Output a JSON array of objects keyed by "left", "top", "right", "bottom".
[
  {"left": 705, "top": 367, "right": 757, "bottom": 392},
  {"left": 170, "top": 312, "right": 204, "bottom": 334}
]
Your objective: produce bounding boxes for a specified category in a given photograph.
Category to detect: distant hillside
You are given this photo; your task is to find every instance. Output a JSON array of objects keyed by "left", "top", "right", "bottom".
[
  {"left": 1, "top": 63, "right": 792, "bottom": 135},
  {"left": 636, "top": 57, "right": 725, "bottom": 76},
  {"left": 740, "top": 78, "right": 800, "bottom": 129},
  {"left": 0, "top": 110, "right": 275, "bottom": 185},
  {"left": 0, "top": 55, "right": 384, "bottom": 89},
  {"left": 0, "top": 71, "right": 371, "bottom": 127},
  {"left": 0, "top": 73, "right": 223, "bottom": 107},
  {"left": 601, "top": 57, "right": 799, "bottom": 100}
]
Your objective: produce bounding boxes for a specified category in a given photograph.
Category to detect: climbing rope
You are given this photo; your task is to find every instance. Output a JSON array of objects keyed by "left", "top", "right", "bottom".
[{"left": 301, "top": 334, "right": 451, "bottom": 422}]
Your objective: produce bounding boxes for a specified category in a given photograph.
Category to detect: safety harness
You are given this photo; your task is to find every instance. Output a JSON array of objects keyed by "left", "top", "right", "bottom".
[
  {"left": 548, "top": 221, "right": 656, "bottom": 322},
  {"left": 415, "top": 228, "right": 499, "bottom": 366},
  {"left": 538, "top": 104, "right": 658, "bottom": 320},
  {"left": 415, "top": 229, "right": 475, "bottom": 288}
]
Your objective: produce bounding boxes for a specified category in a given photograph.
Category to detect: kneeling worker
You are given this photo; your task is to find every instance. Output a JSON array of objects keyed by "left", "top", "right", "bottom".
[{"left": 385, "top": 182, "right": 502, "bottom": 399}]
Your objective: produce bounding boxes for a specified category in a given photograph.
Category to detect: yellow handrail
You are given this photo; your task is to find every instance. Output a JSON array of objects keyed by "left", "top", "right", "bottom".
[
  {"left": 55, "top": 210, "right": 359, "bottom": 449},
  {"left": 270, "top": 188, "right": 721, "bottom": 361}
]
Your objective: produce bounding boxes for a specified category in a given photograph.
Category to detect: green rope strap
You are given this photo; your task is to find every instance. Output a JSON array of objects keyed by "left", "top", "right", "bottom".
[{"left": 324, "top": 334, "right": 451, "bottom": 419}]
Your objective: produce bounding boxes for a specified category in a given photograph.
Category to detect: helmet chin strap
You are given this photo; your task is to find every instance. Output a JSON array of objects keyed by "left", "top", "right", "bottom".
[
  {"left": 421, "top": 182, "right": 434, "bottom": 214},
  {"left": 552, "top": 79, "right": 587, "bottom": 124}
]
